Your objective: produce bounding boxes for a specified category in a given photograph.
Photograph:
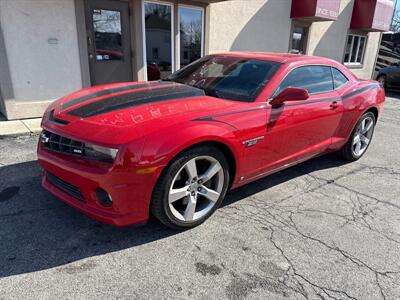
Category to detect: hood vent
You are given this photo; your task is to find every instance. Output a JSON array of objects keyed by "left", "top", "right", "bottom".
[{"left": 49, "top": 110, "right": 69, "bottom": 125}]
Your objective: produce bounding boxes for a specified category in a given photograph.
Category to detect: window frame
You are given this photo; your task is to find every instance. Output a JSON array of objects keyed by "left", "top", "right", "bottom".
[
  {"left": 344, "top": 34, "right": 367, "bottom": 66},
  {"left": 177, "top": 4, "right": 205, "bottom": 70},
  {"left": 142, "top": 0, "right": 175, "bottom": 80},
  {"left": 270, "top": 64, "right": 336, "bottom": 100}
]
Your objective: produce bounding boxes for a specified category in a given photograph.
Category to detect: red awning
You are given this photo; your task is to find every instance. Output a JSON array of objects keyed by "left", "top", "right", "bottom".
[
  {"left": 291, "top": 0, "right": 341, "bottom": 21},
  {"left": 350, "top": 0, "right": 395, "bottom": 32}
]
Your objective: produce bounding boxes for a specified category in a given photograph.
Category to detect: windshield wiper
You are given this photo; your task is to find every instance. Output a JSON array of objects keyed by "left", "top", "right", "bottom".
[
  {"left": 188, "top": 82, "right": 217, "bottom": 97},
  {"left": 191, "top": 85, "right": 218, "bottom": 97}
]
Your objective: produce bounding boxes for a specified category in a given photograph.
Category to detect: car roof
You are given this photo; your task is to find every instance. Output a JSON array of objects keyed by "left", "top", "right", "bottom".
[{"left": 211, "top": 51, "right": 337, "bottom": 65}]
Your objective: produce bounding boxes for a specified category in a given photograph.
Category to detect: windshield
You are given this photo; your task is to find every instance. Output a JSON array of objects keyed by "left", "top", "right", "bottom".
[{"left": 167, "top": 56, "right": 281, "bottom": 102}]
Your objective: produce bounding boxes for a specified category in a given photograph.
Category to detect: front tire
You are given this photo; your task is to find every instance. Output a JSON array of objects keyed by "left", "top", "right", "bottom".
[
  {"left": 338, "top": 112, "right": 376, "bottom": 161},
  {"left": 151, "top": 145, "right": 230, "bottom": 229}
]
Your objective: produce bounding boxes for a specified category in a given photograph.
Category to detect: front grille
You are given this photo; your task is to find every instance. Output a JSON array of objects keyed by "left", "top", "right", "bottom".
[
  {"left": 41, "top": 130, "right": 85, "bottom": 157},
  {"left": 46, "top": 172, "right": 84, "bottom": 201}
]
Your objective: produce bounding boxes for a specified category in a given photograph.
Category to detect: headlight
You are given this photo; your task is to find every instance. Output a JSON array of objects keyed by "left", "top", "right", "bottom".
[{"left": 84, "top": 143, "right": 118, "bottom": 163}]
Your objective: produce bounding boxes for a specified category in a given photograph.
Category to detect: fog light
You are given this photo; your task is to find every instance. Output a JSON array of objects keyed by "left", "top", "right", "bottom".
[{"left": 96, "top": 188, "right": 112, "bottom": 207}]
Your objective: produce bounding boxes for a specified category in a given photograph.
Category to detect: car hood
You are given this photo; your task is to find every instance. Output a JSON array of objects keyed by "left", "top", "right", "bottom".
[{"left": 42, "top": 81, "right": 244, "bottom": 145}]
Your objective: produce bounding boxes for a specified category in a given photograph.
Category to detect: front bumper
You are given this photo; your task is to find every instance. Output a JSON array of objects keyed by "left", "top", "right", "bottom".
[{"left": 38, "top": 142, "right": 156, "bottom": 226}]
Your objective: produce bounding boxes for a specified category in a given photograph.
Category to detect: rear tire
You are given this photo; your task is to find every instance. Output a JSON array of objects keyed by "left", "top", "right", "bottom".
[
  {"left": 151, "top": 145, "right": 230, "bottom": 229},
  {"left": 338, "top": 112, "right": 376, "bottom": 161}
]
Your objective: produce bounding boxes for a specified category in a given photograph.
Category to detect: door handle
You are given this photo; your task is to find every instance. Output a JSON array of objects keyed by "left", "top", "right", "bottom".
[{"left": 330, "top": 101, "right": 339, "bottom": 109}]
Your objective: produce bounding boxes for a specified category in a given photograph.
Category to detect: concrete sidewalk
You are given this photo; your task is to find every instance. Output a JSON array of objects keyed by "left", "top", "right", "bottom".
[{"left": 0, "top": 118, "right": 42, "bottom": 138}]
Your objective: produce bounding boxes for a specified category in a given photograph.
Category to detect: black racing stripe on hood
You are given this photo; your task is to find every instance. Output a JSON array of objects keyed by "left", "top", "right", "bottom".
[
  {"left": 62, "top": 81, "right": 171, "bottom": 109},
  {"left": 68, "top": 85, "right": 205, "bottom": 118}
]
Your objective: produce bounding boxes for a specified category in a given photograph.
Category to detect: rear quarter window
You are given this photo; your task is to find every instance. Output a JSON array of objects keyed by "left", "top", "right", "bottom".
[{"left": 332, "top": 68, "right": 349, "bottom": 90}]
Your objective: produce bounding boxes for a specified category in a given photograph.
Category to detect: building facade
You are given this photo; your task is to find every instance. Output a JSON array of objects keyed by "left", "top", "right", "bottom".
[{"left": 0, "top": 0, "right": 395, "bottom": 120}]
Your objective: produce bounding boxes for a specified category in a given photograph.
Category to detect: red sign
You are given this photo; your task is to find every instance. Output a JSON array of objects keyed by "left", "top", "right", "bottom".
[
  {"left": 351, "top": 0, "right": 395, "bottom": 32},
  {"left": 291, "top": 0, "right": 341, "bottom": 21}
]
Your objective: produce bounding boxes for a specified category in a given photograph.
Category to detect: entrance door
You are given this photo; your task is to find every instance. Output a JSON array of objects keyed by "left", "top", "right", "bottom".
[{"left": 85, "top": 0, "right": 133, "bottom": 85}]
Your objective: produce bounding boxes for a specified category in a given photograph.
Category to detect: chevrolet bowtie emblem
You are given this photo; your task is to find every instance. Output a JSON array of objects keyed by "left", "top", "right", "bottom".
[{"left": 40, "top": 132, "right": 49, "bottom": 144}]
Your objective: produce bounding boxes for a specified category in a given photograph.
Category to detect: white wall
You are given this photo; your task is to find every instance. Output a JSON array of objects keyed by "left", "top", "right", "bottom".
[
  {"left": 307, "top": 0, "right": 354, "bottom": 62},
  {"left": 0, "top": 0, "right": 82, "bottom": 102},
  {"left": 207, "top": 0, "right": 292, "bottom": 53},
  {"left": 207, "top": 0, "right": 380, "bottom": 79}
]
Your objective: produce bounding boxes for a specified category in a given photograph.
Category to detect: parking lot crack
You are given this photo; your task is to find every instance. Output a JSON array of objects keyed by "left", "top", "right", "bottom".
[
  {"left": 268, "top": 228, "right": 359, "bottom": 300},
  {"left": 287, "top": 212, "right": 399, "bottom": 277},
  {"left": 375, "top": 273, "right": 387, "bottom": 300}
]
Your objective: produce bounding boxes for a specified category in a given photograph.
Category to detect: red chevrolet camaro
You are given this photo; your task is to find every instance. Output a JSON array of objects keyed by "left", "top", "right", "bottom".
[{"left": 37, "top": 52, "right": 385, "bottom": 229}]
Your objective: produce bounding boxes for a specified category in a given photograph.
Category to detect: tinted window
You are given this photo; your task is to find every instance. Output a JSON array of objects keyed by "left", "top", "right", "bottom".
[
  {"left": 168, "top": 56, "right": 281, "bottom": 102},
  {"left": 276, "top": 65, "right": 333, "bottom": 95},
  {"left": 332, "top": 68, "right": 349, "bottom": 89}
]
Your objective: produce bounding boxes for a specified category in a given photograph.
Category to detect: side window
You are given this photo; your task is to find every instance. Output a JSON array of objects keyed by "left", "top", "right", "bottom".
[
  {"left": 332, "top": 68, "right": 349, "bottom": 90},
  {"left": 276, "top": 65, "right": 334, "bottom": 95}
]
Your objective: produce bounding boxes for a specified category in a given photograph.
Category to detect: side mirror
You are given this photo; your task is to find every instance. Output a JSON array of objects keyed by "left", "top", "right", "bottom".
[{"left": 270, "top": 87, "right": 309, "bottom": 108}]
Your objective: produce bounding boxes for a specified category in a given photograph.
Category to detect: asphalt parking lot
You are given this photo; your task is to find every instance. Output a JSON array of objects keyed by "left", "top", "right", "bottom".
[{"left": 0, "top": 96, "right": 399, "bottom": 300}]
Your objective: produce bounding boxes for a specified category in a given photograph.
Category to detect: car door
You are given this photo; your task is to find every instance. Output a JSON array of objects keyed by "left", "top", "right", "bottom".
[{"left": 241, "top": 65, "right": 344, "bottom": 181}]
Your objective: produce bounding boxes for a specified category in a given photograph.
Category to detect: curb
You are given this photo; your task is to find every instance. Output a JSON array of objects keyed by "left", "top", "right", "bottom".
[{"left": 0, "top": 118, "right": 42, "bottom": 138}]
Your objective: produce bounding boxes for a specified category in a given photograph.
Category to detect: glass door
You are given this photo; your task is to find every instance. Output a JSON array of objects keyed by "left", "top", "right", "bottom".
[{"left": 85, "top": 0, "right": 133, "bottom": 85}]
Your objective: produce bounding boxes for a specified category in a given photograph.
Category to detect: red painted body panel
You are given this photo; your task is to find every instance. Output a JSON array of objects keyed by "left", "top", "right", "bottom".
[{"left": 37, "top": 52, "right": 385, "bottom": 226}]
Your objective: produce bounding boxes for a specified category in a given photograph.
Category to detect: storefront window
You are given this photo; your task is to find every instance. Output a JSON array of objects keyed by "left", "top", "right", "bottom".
[
  {"left": 179, "top": 6, "right": 204, "bottom": 68},
  {"left": 144, "top": 2, "right": 173, "bottom": 79},
  {"left": 344, "top": 34, "right": 367, "bottom": 65}
]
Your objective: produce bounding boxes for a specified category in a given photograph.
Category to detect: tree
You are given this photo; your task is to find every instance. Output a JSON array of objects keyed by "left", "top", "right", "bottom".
[
  {"left": 145, "top": 3, "right": 171, "bottom": 20},
  {"left": 391, "top": 9, "right": 400, "bottom": 32}
]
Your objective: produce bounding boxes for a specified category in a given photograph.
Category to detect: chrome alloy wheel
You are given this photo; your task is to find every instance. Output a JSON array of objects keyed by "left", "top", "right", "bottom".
[
  {"left": 168, "top": 156, "right": 225, "bottom": 222},
  {"left": 352, "top": 116, "right": 374, "bottom": 157}
]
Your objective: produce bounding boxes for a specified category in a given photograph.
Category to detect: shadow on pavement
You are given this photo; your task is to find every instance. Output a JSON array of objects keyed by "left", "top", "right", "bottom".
[
  {"left": 386, "top": 91, "right": 400, "bottom": 99},
  {"left": 0, "top": 154, "right": 348, "bottom": 278}
]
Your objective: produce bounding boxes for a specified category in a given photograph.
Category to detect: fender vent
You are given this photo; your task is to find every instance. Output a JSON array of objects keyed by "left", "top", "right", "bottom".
[{"left": 48, "top": 110, "right": 69, "bottom": 125}]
